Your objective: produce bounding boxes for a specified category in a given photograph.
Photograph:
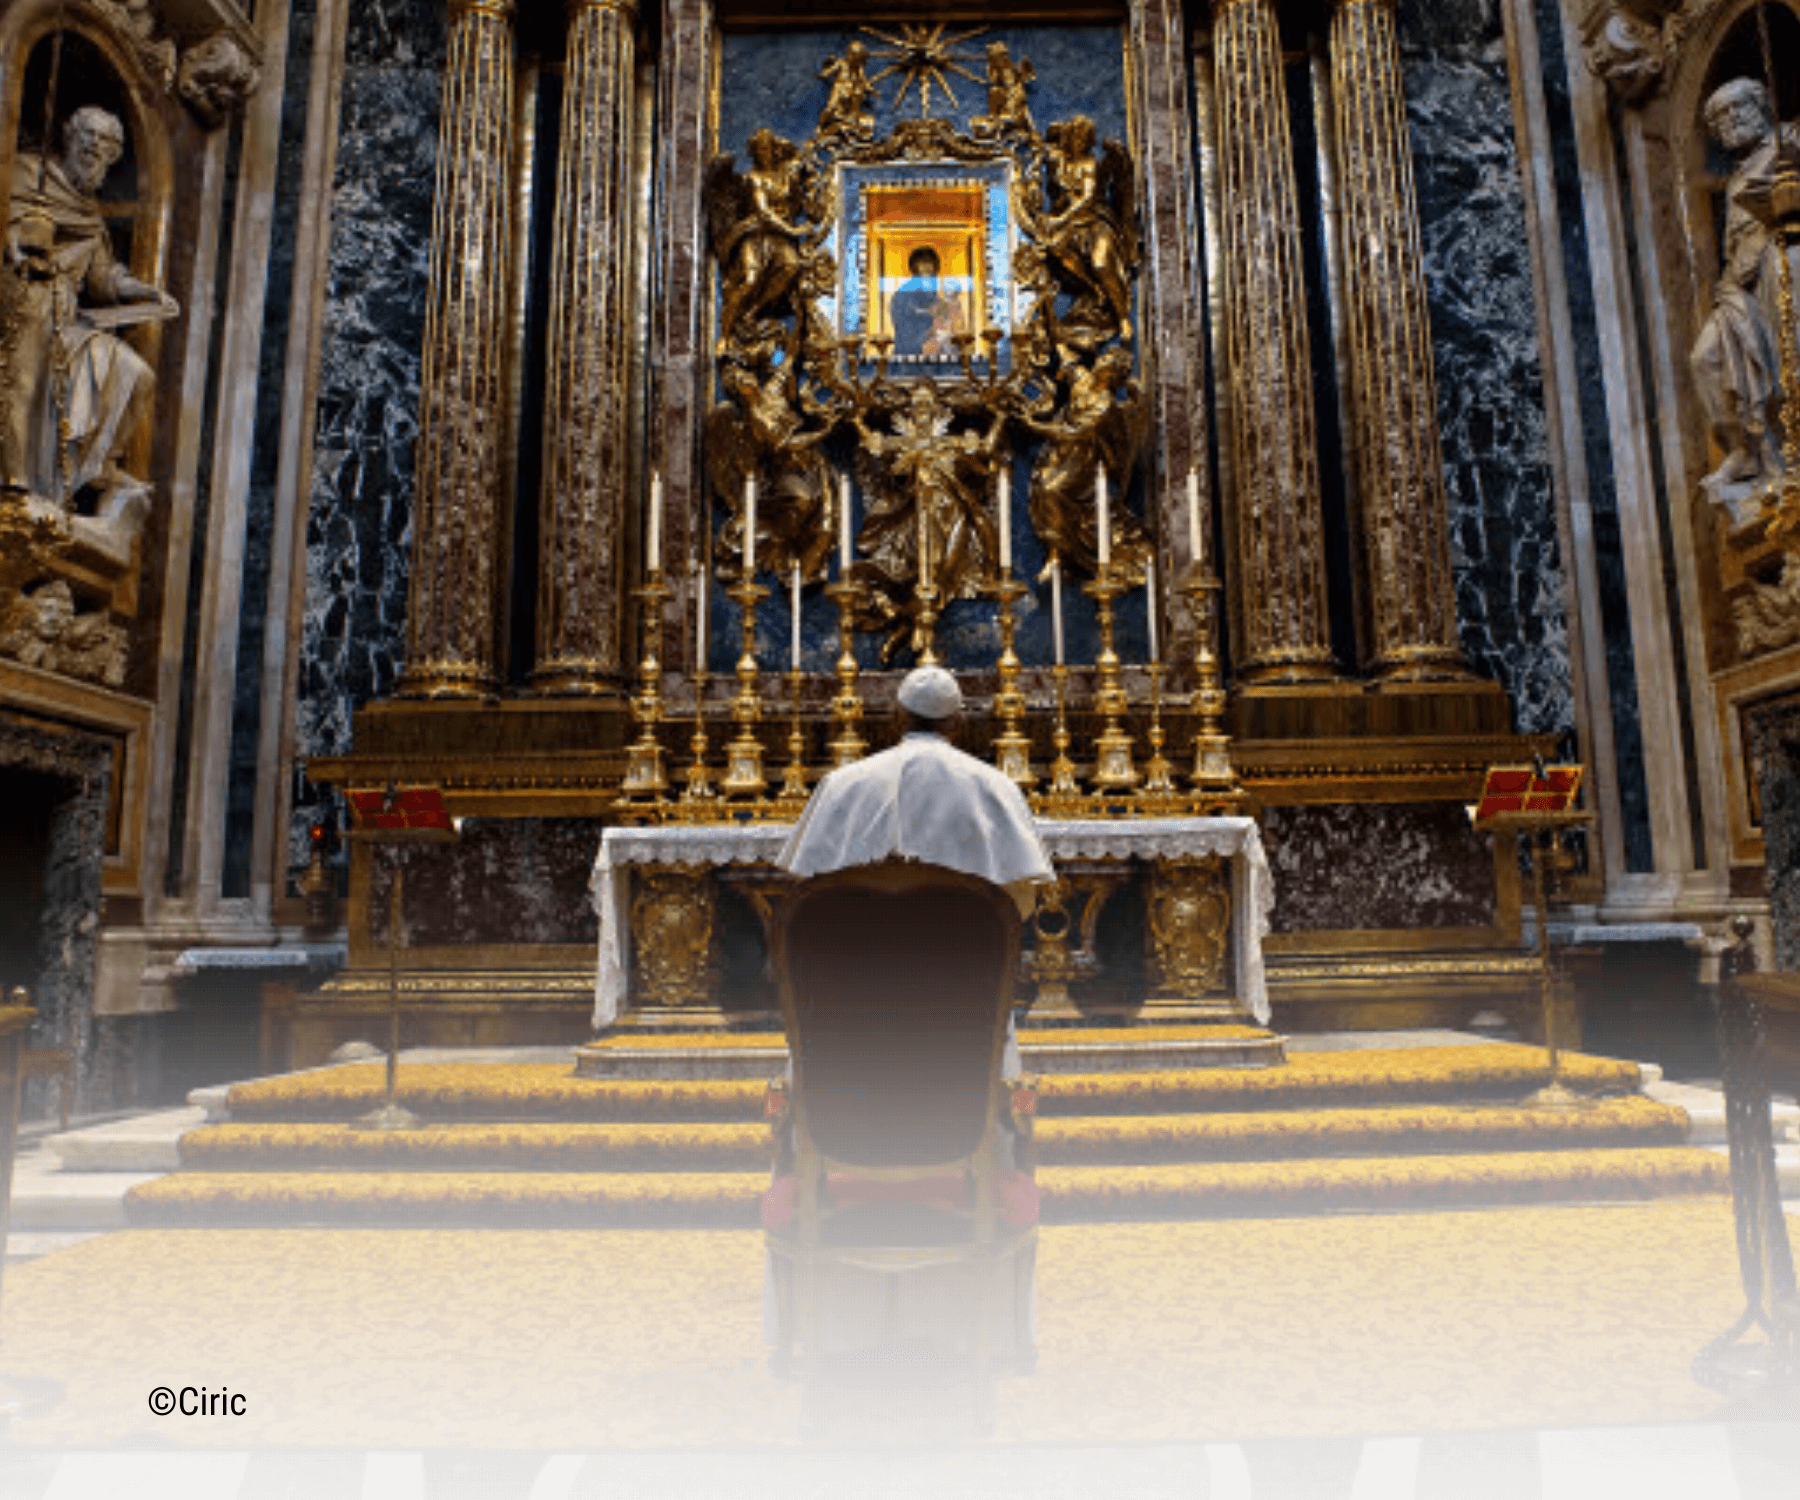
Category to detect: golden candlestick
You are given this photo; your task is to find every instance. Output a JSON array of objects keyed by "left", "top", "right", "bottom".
[
  {"left": 913, "top": 579, "right": 942, "bottom": 667},
  {"left": 619, "top": 574, "right": 672, "bottom": 808},
  {"left": 1138, "top": 661, "right": 1182, "bottom": 813},
  {"left": 678, "top": 671, "right": 721, "bottom": 816},
  {"left": 776, "top": 668, "right": 810, "bottom": 814},
  {"left": 1036, "top": 663, "right": 1087, "bottom": 817},
  {"left": 723, "top": 579, "right": 770, "bottom": 798},
  {"left": 1180, "top": 565, "right": 1241, "bottom": 801},
  {"left": 1082, "top": 563, "right": 1139, "bottom": 791},
  {"left": 988, "top": 577, "right": 1035, "bottom": 788},
  {"left": 824, "top": 577, "right": 867, "bottom": 767}
]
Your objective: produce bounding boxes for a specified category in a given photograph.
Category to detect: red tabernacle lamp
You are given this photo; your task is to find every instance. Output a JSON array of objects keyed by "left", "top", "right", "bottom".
[{"left": 1469, "top": 764, "right": 1583, "bottom": 828}]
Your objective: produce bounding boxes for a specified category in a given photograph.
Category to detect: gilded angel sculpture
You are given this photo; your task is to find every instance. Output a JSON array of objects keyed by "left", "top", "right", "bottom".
[
  {"left": 1019, "top": 347, "right": 1150, "bottom": 581},
  {"left": 818, "top": 42, "right": 877, "bottom": 141},
  {"left": 974, "top": 42, "right": 1035, "bottom": 136},
  {"left": 1033, "top": 116, "right": 1138, "bottom": 350},
  {"left": 704, "top": 129, "right": 822, "bottom": 361}
]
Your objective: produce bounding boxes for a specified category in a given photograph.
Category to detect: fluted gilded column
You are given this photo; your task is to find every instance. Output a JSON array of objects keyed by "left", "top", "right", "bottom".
[
  {"left": 399, "top": 0, "right": 517, "bottom": 699},
  {"left": 533, "top": 0, "right": 640, "bottom": 696},
  {"left": 1213, "top": 0, "right": 1338, "bottom": 682},
  {"left": 1330, "top": 0, "right": 1468, "bottom": 681}
]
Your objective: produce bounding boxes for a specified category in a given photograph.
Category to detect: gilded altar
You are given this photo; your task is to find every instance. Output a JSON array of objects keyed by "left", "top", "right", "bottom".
[{"left": 294, "top": 11, "right": 1549, "bottom": 1071}]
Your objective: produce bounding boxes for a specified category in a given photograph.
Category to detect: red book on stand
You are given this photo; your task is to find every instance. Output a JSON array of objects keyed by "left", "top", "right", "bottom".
[{"left": 1472, "top": 765, "right": 1582, "bottom": 825}]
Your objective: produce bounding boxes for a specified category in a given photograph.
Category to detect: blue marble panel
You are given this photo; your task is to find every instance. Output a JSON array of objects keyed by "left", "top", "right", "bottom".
[
  {"left": 296, "top": 0, "right": 445, "bottom": 791},
  {"left": 1405, "top": 52, "right": 1575, "bottom": 741}
]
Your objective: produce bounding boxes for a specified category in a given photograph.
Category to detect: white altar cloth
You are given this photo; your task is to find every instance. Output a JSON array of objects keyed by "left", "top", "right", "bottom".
[{"left": 587, "top": 817, "right": 1274, "bottom": 1029}]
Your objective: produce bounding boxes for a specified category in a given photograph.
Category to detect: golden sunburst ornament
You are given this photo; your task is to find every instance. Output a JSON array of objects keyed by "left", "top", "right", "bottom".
[{"left": 861, "top": 23, "right": 988, "bottom": 118}]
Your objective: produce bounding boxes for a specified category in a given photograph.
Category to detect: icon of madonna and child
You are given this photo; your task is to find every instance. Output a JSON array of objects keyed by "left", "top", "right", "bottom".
[{"left": 886, "top": 244, "right": 973, "bottom": 361}]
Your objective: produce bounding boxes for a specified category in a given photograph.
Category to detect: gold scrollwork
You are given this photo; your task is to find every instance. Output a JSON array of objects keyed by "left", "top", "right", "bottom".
[
  {"left": 631, "top": 869, "right": 715, "bottom": 1008},
  {"left": 1147, "top": 856, "right": 1231, "bottom": 999}
]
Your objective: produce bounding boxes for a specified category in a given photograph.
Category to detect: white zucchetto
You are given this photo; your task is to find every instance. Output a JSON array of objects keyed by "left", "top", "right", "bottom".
[{"left": 895, "top": 665, "right": 964, "bottom": 720}]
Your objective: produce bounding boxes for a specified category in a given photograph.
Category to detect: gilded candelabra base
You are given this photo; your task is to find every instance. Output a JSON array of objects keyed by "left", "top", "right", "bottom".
[
  {"left": 1179, "top": 568, "right": 1242, "bottom": 800},
  {"left": 824, "top": 579, "right": 867, "bottom": 768},
  {"left": 1083, "top": 568, "right": 1139, "bottom": 792},
  {"left": 988, "top": 577, "right": 1036, "bottom": 789},
  {"left": 913, "top": 580, "right": 942, "bottom": 667},
  {"left": 722, "top": 580, "right": 770, "bottom": 799},
  {"left": 675, "top": 673, "right": 722, "bottom": 819},
  {"left": 775, "top": 669, "right": 811, "bottom": 816},
  {"left": 1136, "top": 663, "right": 1184, "bottom": 815},
  {"left": 1034, "top": 664, "right": 1088, "bottom": 818},
  {"left": 619, "top": 577, "right": 672, "bottom": 808}
]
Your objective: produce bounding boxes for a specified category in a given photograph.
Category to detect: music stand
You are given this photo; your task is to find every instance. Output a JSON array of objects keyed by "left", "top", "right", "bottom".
[
  {"left": 1470, "top": 764, "right": 1592, "bottom": 1107},
  {"left": 346, "top": 786, "right": 461, "bottom": 1130}
]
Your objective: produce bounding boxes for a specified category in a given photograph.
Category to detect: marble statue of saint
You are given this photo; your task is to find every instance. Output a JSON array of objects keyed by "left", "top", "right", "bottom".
[
  {"left": 3, "top": 106, "right": 178, "bottom": 528},
  {"left": 1690, "top": 78, "right": 1800, "bottom": 525}
]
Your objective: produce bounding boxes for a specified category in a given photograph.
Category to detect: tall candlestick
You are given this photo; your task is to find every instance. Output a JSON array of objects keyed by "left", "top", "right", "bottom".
[
  {"left": 839, "top": 473, "right": 852, "bottom": 570},
  {"left": 1097, "top": 468, "right": 1111, "bottom": 567},
  {"left": 998, "top": 469, "right": 1012, "bottom": 575},
  {"left": 790, "top": 562, "right": 802, "bottom": 670},
  {"left": 1147, "top": 560, "right": 1159, "bottom": 664},
  {"left": 647, "top": 472, "right": 662, "bottom": 574},
  {"left": 744, "top": 477, "right": 757, "bottom": 577},
  {"left": 1187, "top": 468, "right": 1203, "bottom": 563},
  {"left": 1051, "top": 555, "right": 1065, "bottom": 667}
]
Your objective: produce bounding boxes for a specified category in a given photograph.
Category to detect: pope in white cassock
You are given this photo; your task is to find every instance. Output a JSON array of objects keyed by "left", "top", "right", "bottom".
[{"left": 778, "top": 664, "right": 1054, "bottom": 915}]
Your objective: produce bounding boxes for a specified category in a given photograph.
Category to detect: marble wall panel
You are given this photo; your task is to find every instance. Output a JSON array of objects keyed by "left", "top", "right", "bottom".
[
  {"left": 296, "top": 0, "right": 446, "bottom": 776},
  {"left": 1264, "top": 802, "right": 1498, "bottom": 933},
  {"left": 1402, "top": 43, "right": 1574, "bottom": 740},
  {"left": 369, "top": 818, "right": 606, "bottom": 949}
]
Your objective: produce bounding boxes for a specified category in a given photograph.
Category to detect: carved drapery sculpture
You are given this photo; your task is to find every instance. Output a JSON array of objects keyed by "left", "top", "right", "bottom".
[
  {"left": 1691, "top": 78, "right": 1800, "bottom": 527},
  {"left": 1329, "top": 0, "right": 1468, "bottom": 681},
  {"left": 533, "top": 0, "right": 639, "bottom": 697},
  {"left": 398, "top": 0, "right": 517, "bottom": 700},
  {"left": 1212, "top": 0, "right": 1339, "bottom": 682}
]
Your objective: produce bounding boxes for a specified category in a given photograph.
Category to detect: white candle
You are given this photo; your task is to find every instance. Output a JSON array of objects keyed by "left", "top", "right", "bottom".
[
  {"left": 647, "top": 472, "right": 662, "bottom": 574},
  {"left": 1096, "top": 468, "right": 1111, "bottom": 567},
  {"left": 790, "top": 563, "right": 802, "bottom": 670},
  {"left": 998, "top": 469, "right": 1012, "bottom": 575},
  {"left": 744, "top": 477, "right": 757, "bottom": 577},
  {"left": 1051, "top": 555, "right": 1065, "bottom": 667},
  {"left": 839, "top": 474, "right": 852, "bottom": 570},
  {"left": 1186, "top": 468, "right": 1202, "bottom": 564},
  {"left": 1146, "top": 561, "right": 1159, "bottom": 664},
  {"left": 695, "top": 562, "right": 707, "bottom": 675}
]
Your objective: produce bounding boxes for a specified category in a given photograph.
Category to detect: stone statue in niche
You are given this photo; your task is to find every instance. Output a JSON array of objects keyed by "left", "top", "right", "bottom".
[
  {"left": 1018, "top": 346, "right": 1151, "bottom": 583},
  {"left": 1690, "top": 78, "right": 1800, "bottom": 527},
  {"left": 817, "top": 41, "right": 876, "bottom": 142},
  {"left": 178, "top": 33, "right": 262, "bottom": 129},
  {"left": 974, "top": 42, "right": 1035, "bottom": 136},
  {"left": 3, "top": 105, "right": 178, "bottom": 547},
  {"left": 0, "top": 580, "right": 127, "bottom": 687}
]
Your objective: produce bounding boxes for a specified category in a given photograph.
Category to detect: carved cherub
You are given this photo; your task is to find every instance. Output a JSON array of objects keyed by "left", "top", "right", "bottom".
[
  {"left": 1018, "top": 346, "right": 1151, "bottom": 582},
  {"left": 704, "top": 129, "right": 821, "bottom": 360},
  {"left": 818, "top": 42, "right": 877, "bottom": 141},
  {"left": 1033, "top": 116, "right": 1139, "bottom": 350},
  {"left": 974, "top": 42, "right": 1035, "bottom": 136}
]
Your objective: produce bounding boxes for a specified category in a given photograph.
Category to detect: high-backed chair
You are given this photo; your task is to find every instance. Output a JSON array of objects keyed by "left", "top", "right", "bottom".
[{"left": 763, "top": 860, "right": 1037, "bottom": 1407}]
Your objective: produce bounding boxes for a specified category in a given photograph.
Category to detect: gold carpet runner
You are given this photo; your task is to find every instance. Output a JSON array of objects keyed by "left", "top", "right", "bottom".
[{"left": 125, "top": 1042, "right": 1727, "bottom": 1225}]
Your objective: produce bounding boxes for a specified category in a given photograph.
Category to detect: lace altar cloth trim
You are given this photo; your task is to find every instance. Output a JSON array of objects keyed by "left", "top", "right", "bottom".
[{"left": 589, "top": 818, "right": 1272, "bottom": 1028}]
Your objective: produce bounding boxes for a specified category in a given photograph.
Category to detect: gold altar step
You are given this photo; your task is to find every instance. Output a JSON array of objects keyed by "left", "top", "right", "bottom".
[
  {"left": 123, "top": 1148, "right": 1725, "bottom": 1227},
  {"left": 121, "top": 1044, "right": 1725, "bottom": 1225},
  {"left": 170, "top": 1095, "right": 1688, "bottom": 1173},
  {"left": 573, "top": 1022, "right": 1285, "bottom": 1079},
  {"left": 216, "top": 1045, "right": 1644, "bottom": 1122}
]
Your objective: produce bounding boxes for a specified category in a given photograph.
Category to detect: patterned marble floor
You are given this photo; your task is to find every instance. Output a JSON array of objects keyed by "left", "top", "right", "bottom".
[{"left": 2, "top": 1425, "right": 1798, "bottom": 1500}]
